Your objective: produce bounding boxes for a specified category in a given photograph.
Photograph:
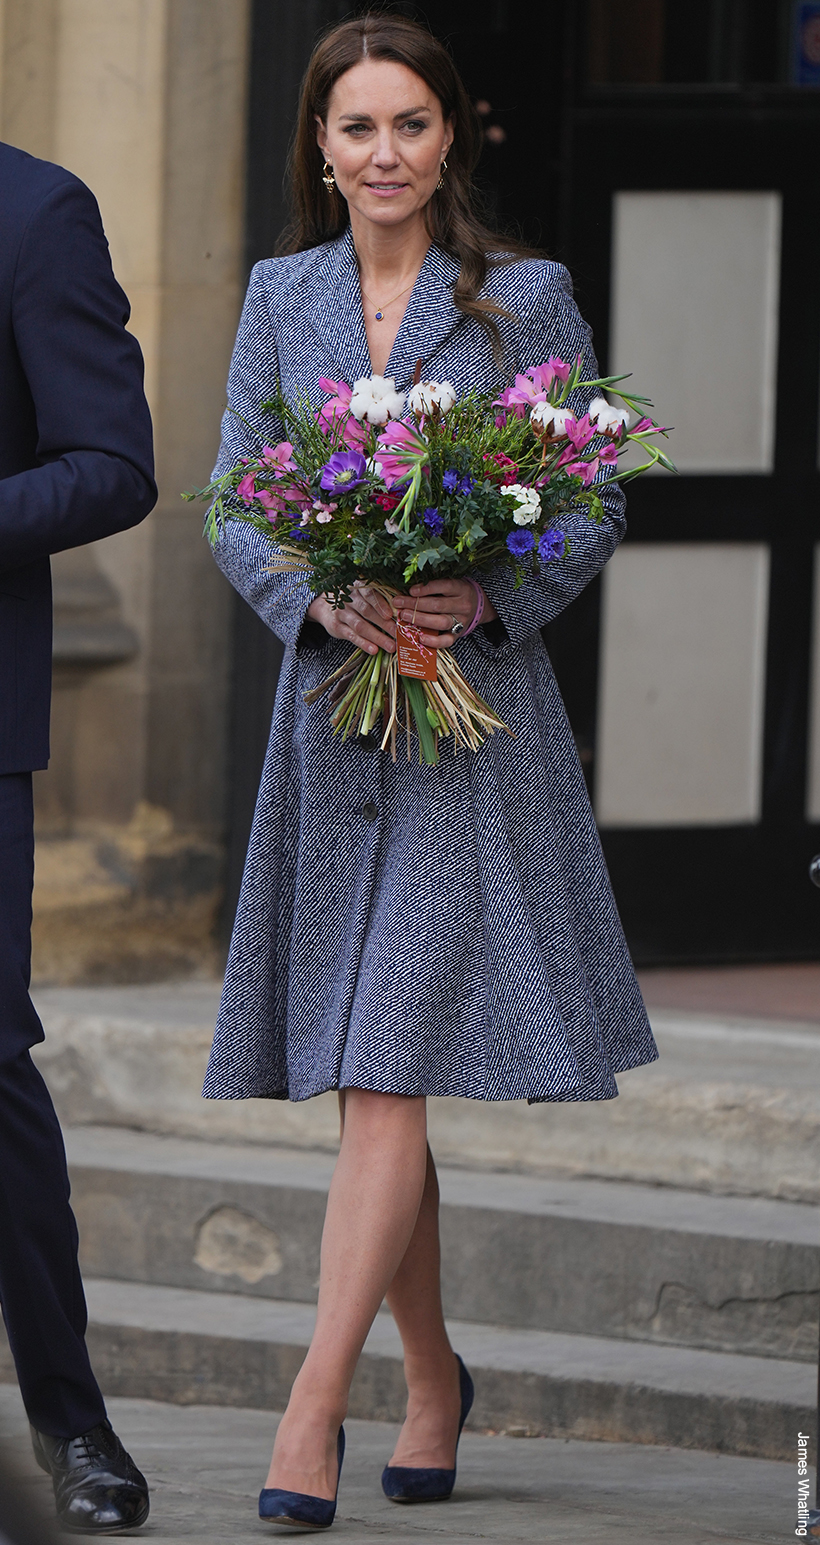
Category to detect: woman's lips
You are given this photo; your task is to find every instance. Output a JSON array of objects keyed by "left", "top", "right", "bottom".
[{"left": 364, "top": 182, "right": 409, "bottom": 197}]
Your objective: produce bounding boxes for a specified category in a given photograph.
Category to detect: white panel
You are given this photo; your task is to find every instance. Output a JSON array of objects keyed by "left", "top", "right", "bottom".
[
  {"left": 596, "top": 544, "right": 770, "bottom": 827},
  {"left": 806, "top": 546, "right": 820, "bottom": 820},
  {"left": 611, "top": 192, "right": 781, "bottom": 473}
]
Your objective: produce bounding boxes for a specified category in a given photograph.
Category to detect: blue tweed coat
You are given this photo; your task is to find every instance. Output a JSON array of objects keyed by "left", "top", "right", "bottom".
[{"left": 204, "top": 228, "right": 658, "bottom": 1105}]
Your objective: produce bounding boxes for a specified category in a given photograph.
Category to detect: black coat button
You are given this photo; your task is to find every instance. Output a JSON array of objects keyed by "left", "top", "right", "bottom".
[{"left": 362, "top": 801, "right": 378, "bottom": 822}]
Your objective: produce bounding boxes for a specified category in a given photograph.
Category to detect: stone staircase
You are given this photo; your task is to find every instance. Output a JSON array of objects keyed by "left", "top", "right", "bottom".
[{"left": 0, "top": 982, "right": 816, "bottom": 1464}]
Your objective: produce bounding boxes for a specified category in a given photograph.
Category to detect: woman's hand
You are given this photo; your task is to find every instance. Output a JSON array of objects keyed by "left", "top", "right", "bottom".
[
  {"left": 307, "top": 582, "right": 399, "bottom": 655},
  {"left": 397, "top": 578, "right": 497, "bottom": 649}
]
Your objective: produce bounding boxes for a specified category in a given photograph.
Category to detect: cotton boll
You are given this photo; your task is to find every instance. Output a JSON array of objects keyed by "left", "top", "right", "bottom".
[
  {"left": 351, "top": 374, "right": 405, "bottom": 424},
  {"left": 408, "top": 380, "right": 457, "bottom": 416},
  {"left": 437, "top": 382, "right": 457, "bottom": 413},
  {"left": 531, "top": 402, "right": 572, "bottom": 436},
  {"left": 588, "top": 396, "right": 630, "bottom": 434},
  {"left": 407, "top": 383, "right": 437, "bottom": 415}
]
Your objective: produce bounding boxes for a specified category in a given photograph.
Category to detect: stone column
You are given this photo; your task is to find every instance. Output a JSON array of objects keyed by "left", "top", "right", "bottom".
[{"left": 0, "top": 0, "right": 251, "bottom": 981}]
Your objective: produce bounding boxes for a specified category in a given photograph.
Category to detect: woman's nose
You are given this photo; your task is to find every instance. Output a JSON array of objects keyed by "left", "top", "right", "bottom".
[{"left": 372, "top": 135, "right": 401, "bottom": 167}]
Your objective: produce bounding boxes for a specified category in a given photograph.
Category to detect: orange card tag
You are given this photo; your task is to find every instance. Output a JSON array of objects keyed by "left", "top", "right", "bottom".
[{"left": 396, "top": 622, "right": 438, "bottom": 681}]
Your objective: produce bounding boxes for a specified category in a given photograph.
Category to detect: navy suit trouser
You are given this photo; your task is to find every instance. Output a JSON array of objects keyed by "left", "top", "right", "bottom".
[{"left": 0, "top": 772, "right": 106, "bottom": 1437}]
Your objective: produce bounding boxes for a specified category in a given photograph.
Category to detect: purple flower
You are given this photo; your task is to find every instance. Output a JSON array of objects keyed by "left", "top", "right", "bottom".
[
  {"left": 539, "top": 529, "right": 564, "bottom": 561},
  {"left": 458, "top": 475, "right": 474, "bottom": 495},
  {"left": 423, "top": 506, "right": 443, "bottom": 534},
  {"left": 507, "top": 529, "right": 535, "bottom": 556},
  {"left": 442, "top": 468, "right": 459, "bottom": 492},
  {"left": 319, "top": 450, "right": 367, "bottom": 495}
]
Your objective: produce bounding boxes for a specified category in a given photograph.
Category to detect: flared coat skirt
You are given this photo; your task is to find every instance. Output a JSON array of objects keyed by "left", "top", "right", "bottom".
[{"left": 204, "top": 570, "right": 657, "bottom": 1105}]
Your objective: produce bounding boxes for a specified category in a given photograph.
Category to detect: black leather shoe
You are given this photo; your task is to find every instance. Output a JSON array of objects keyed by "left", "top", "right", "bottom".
[{"left": 31, "top": 1420, "right": 149, "bottom": 1534}]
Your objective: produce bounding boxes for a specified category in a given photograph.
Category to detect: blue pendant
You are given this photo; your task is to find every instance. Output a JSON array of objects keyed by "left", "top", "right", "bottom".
[{"left": 375, "top": 310, "right": 384, "bottom": 321}]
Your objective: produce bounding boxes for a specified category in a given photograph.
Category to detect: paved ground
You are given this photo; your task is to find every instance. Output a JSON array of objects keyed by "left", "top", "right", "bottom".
[{"left": 0, "top": 1384, "right": 804, "bottom": 1545}]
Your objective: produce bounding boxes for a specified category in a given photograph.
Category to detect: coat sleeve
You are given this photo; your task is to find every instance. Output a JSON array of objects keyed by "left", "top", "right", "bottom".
[
  {"left": 210, "top": 263, "right": 317, "bottom": 650},
  {"left": 0, "top": 177, "right": 156, "bottom": 569},
  {"left": 473, "top": 263, "right": 626, "bottom": 652}
]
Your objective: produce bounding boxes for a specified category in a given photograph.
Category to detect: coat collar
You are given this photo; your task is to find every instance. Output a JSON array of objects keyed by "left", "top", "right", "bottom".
[{"left": 307, "top": 226, "right": 463, "bottom": 391}]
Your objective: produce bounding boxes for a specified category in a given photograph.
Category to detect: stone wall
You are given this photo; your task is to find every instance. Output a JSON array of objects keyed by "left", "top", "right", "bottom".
[{"left": 0, "top": 0, "right": 251, "bottom": 980}]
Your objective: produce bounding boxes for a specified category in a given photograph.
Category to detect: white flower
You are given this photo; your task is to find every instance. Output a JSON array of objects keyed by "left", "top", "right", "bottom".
[
  {"left": 384, "top": 517, "right": 401, "bottom": 534},
  {"left": 366, "top": 458, "right": 384, "bottom": 480},
  {"left": 588, "top": 396, "right": 629, "bottom": 434},
  {"left": 531, "top": 401, "right": 572, "bottom": 436},
  {"left": 407, "top": 379, "right": 457, "bottom": 416},
  {"left": 349, "top": 374, "right": 406, "bottom": 424},
  {"left": 501, "top": 483, "right": 541, "bottom": 525}
]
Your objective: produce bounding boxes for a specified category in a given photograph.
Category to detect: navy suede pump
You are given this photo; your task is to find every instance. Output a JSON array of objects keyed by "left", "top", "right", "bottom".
[
  {"left": 381, "top": 1355, "right": 474, "bottom": 1504},
  {"left": 259, "top": 1427, "right": 345, "bottom": 1530}
]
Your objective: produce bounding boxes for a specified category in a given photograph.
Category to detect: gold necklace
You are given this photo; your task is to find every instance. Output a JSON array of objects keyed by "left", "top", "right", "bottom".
[{"left": 360, "top": 280, "right": 416, "bottom": 322}]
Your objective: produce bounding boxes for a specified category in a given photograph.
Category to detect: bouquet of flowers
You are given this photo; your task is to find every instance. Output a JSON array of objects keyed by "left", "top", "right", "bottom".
[{"left": 190, "top": 359, "right": 672, "bottom": 766}]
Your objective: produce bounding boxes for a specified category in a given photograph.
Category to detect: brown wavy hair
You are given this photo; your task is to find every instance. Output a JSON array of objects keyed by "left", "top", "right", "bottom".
[{"left": 277, "top": 10, "right": 539, "bottom": 349}]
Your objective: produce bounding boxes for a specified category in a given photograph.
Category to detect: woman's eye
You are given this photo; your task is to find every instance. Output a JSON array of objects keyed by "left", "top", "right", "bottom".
[
  {"left": 343, "top": 124, "right": 370, "bottom": 136},
  {"left": 402, "top": 120, "right": 426, "bottom": 133}
]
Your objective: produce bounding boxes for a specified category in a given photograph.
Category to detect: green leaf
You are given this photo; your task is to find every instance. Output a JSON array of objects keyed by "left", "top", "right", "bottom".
[{"left": 404, "top": 678, "right": 438, "bottom": 765}]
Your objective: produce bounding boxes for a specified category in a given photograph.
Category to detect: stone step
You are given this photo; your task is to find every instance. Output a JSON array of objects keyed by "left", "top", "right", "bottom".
[
  {"left": 32, "top": 982, "right": 820, "bottom": 1202},
  {"left": 1, "top": 1277, "right": 811, "bottom": 1463},
  {"left": 65, "top": 1125, "right": 820, "bottom": 1362}
]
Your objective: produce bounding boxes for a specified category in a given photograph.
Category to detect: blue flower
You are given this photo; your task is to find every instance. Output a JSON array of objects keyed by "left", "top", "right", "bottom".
[
  {"left": 442, "top": 468, "right": 459, "bottom": 492},
  {"left": 458, "top": 475, "right": 474, "bottom": 496},
  {"left": 319, "top": 450, "right": 367, "bottom": 495},
  {"left": 507, "top": 529, "right": 535, "bottom": 556},
  {"left": 289, "top": 525, "right": 311, "bottom": 540},
  {"left": 538, "top": 529, "right": 564, "bottom": 561},
  {"left": 423, "top": 506, "right": 444, "bottom": 534}
]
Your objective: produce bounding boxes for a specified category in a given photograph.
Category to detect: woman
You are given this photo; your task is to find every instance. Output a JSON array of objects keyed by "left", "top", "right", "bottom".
[{"left": 206, "top": 11, "right": 658, "bottom": 1531}]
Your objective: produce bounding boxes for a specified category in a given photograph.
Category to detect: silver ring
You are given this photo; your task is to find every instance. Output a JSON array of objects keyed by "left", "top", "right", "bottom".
[{"left": 451, "top": 616, "right": 464, "bottom": 636}]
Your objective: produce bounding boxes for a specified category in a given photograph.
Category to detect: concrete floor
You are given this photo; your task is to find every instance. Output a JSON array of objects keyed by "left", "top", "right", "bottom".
[{"left": 0, "top": 1384, "right": 805, "bottom": 1545}]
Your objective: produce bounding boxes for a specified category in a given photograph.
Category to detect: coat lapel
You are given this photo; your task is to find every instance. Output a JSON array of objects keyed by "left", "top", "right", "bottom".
[
  {"left": 307, "top": 229, "right": 463, "bottom": 391},
  {"left": 383, "top": 243, "right": 463, "bottom": 390},
  {"left": 307, "top": 228, "right": 371, "bottom": 385}
]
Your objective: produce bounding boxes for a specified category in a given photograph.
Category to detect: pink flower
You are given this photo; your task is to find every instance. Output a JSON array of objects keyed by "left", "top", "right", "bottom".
[
  {"left": 544, "top": 355, "right": 572, "bottom": 384},
  {"left": 312, "top": 500, "right": 337, "bottom": 525},
  {"left": 254, "top": 481, "right": 311, "bottom": 522},
  {"left": 318, "top": 377, "right": 353, "bottom": 409},
  {"left": 492, "top": 386, "right": 527, "bottom": 416},
  {"left": 483, "top": 452, "right": 520, "bottom": 485},
  {"left": 254, "top": 488, "right": 279, "bottom": 521},
  {"left": 563, "top": 413, "right": 596, "bottom": 452},
  {"left": 559, "top": 456, "right": 599, "bottom": 487},
  {"left": 494, "top": 358, "right": 572, "bottom": 413},
  {"left": 260, "top": 442, "right": 297, "bottom": 476},
  {"left": 510, "top": 372, "right": 549, "bottom": 408},
  {"left": 316, "top": 379, "right": 368, "bottom": 448},
  {"left": 377, "top": 456, "right": 412, "bottom": 488},
  {"left": 375, "top": 420, "right": 429, "bottom": 487},
  {"left": 632, "top": 415, "right": 670, "bottom": 438},
  {"left": 237, "top": 471, "right": 257, "bottom": 504},
  {"left": 599, "top": 442, "right": 619, "bottom": 466}
]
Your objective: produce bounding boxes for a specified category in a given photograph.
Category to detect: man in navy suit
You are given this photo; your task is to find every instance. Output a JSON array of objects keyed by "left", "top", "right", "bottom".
[{"left": 0, "top": 140, "right": 156, "bottom": 1532}]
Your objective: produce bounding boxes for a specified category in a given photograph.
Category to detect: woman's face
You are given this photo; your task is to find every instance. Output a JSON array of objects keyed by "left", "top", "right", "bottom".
[{"left": 317, "top": 58, "right": 453, "bottom": 233}]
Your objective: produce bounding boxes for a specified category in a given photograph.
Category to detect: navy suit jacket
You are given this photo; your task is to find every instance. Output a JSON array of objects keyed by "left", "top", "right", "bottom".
[{"left": 0, "top": 141, "right": 156, "bottom": 773}]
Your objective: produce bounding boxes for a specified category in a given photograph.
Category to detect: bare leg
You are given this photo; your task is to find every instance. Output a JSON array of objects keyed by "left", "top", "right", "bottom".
[
  {"left": 265, "top": 1088, "right": 428, "bottom": 1499},
  {"left": 385, "top": 1145, "right": 462, "bottom": 1468}
]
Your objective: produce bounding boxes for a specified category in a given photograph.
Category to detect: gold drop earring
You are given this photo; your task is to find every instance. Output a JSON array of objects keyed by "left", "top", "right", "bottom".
[
  {"left": 322, "top": 160, "right": 336, "bottom": 191},
  {"left": 436, "top": 158, "right": 448, "bottom": 190}
]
